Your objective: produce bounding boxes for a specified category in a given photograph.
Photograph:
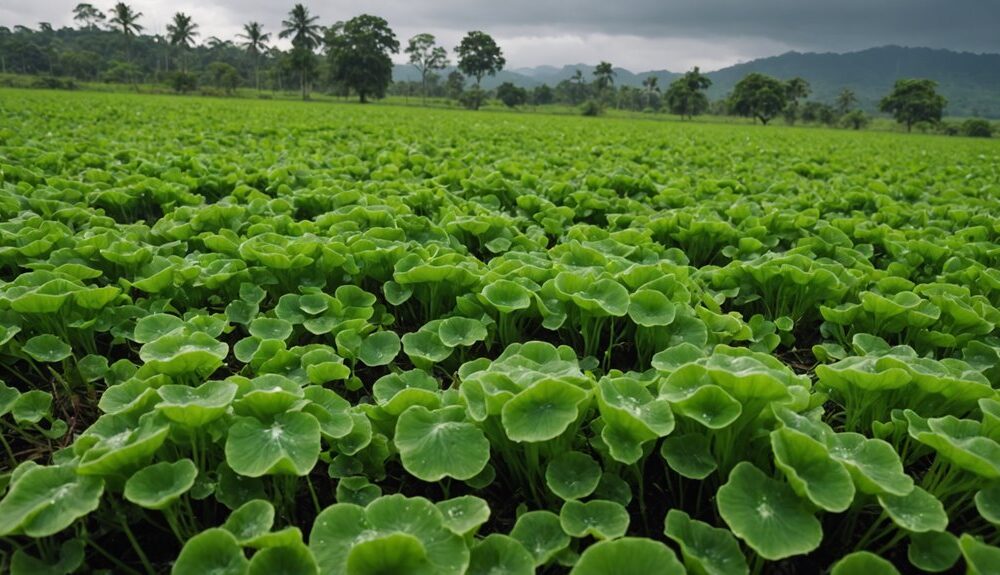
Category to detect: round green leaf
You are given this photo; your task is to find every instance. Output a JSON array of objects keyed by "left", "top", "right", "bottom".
[
  {"left": 716, "top": 462, "right": 822, "bottom": 561},
  {"left": 661, "top": 433, "right": 717, "bottom": 480},
  {"left": 877, "top": 486, "right": 948, "bottom": 533},
  {"left": 570, "top": 538, "right": 685, "bottom": 575},
  {"left": 481, "top": 280, "right": 533, "bottom": 313},
  {"left": 436, "top": 495, "right": 491, "bottom": 536},
  {"left": 501, "top": 379, "right": 588, "bottom": 443},
  {"left": 357, "top": 331, "right": 401, "bottom": 367},
  {"left": 133, "top": 313, "right": 185, "bottom": 344},
  {"left": 225, "top": 412, "right": 321, "bottom": 477},
  {"left": 960, "top": 534, "right": 1000, "bottom": 575},
  {"left": 438, "top": 317, "right": 487, "bottom": 348},
  {"left": 0, "top": 465, "right": 104, "bottom": 537},
  {"left": 157, "top": 381, "right": 238, "bottom": 427},
  {"left": 509, "top": 510, "right": 570, "bottom": 567},
  {"left": 545, "top": 451, "right": 601, "bottom": 500},
  {"left": 908, "top": 531, "right": 961, "bottom": 573},
  {"left": 336, "top": 476, "right": 382, "bottom": 507},
  {"left": 671, "top": 385, "right": 742, "bottom": 430},
  {"left": 831, "top": 552, "right": 899, "bottom": 575},
  {"left": 827, "top": 432, "right": 914, "bottom": 496},
  {"left": 771, "top": 427, "right": 855, "bottom": 512},
  {"left": 559, "top": 500, "right": 629, "bottom": 540},
  {"left": 171, "top": 528, "right": 248, "bottom": 575},
  {"left": 221, "top": 499, "right": 275, "bottom": 544},
  {"left": 628, "top": 290, "right": 676, "bottom": 327},
  {"left": 139, "top": 332, "right": 228, "bottom": 376},
  {"left": 664, "top": 509, "right": 748, "bottom": 575},
  {"left": 395, "top": 405, "right": 490, "bottom": 481},
  {"left": 248, "top": 317, "right": 293, "bottom": 341},
  {"left": 975, "top": 484, "right": 1000, "bottom": 525},
  {"left": 22, "top": 334, "right": 72, "bottom": 363},
  {"left": 248, "top": 542, "right": 318, "bottom": 575},
  {"left": 124, "top": 459, "right": 197, "bottom": 510},
  {"left": 309, "top": 495, "right": 469, "bottom": 575},
  {"left": 467, "top": 534, "right": 534, "bottom": 575}
]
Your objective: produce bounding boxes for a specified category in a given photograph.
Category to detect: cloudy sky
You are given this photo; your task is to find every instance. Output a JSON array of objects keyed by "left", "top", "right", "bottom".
[{"left": 3, "top": 1, "right": 998, "bottom": 71}]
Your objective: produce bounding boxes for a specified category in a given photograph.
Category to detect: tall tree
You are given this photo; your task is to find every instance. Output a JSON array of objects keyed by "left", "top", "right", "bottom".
[
  {"left": 665, "top": 67, "right": 712, "bottom": 119},
  {"left": 405, "top": 33, "right": 448, "bottom": 104},
  {"left": 325, "top": 14, "right": 399, "bottom": 103},
  {"left": 72, "top": 3, "right": 105, "bottom": 29},
  {"left": 166, "top": 12, "right": 198, "bottom": 73},
  {"left": 237, "top": 22, "right": 270, "bottom": 91},
  {"left": 729, "top": 72, "right": 788, "bottom": 125},
  {"left": 593, "top": 61, "right": 615, "bottom": 94},
  {"left": 109, "top": 3, "right": 142, "bottom": 38},
  {"left": 879, "top": 78, "right": 947, "bottom": 132},
  {"left": 279, "top": 3, "right": 322, "bottom": 100},
  {"left": 454, "top": 31, "right": 504, "bottom": 110},
  {"left": 455, "top": 31, "right": 504, "bottom": 87},
  {"left": 641, "top": 75, "right": 659, "bottom": 109},
  {"left": 108, "top": 2, "right": 142, "bottom": 86},
  {"left": 783, "top": 77, "right": 811, "bottom": 124},
  {"left": 836, "top": 88, "right": 858, "bottom": 116}
]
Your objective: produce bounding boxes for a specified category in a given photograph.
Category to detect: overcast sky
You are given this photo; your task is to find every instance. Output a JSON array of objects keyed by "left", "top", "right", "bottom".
[{"left": 3, "top": 1, "right": 998, "bottom": 71}]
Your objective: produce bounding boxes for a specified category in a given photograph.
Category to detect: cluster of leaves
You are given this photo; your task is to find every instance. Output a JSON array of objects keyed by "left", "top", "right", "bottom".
[{"left": 0, "top": 89, "right": 998, "bottom": 574}]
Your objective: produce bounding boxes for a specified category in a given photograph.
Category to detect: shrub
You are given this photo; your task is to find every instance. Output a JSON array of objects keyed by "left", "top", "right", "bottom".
[{"left": 961, "top": 119, "right": 993, "bottom": 138}]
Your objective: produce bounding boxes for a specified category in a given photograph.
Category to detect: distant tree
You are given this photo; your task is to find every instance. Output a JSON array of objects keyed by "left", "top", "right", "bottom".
[
  {"left": 496, "top": 82, "right": 527, "bottom": 108},
  {"left": 800, "top": 102, "right": 839, "bottom": 126},
  {"left": 72, "top": 4, "right": 105, "bottom": 29},
  {"left": 593, "top": 61, "right": 615, "bottom": 94},
  {"left": 961, "top": 118, "right": 993, "bottom": 138},
  {"left": 665, "top": 67, "right": 712, "bottom": 119},
  {"left": 326, "top": 14, "right": 399, "bottom": 103},
  {"left": 729, "top": 73, "right": 788, "bottom": 125},
  {"left": 532, "top": 84, "right": 554, "bottom": 106},
  {"left": 836, "top": 88, "right": 858, "bottom": 116},
  {"left": 166, "top": 13, "right": 198, "bottom": 73},
  {"left": 840, "top": 110, "right": 869, "bottom": 130},
  {"left": 445, "top": 70, "right": 465, "bottom": 100},
  {"left": 169, "top": 70, "right": 197, "bottom": 93},
  {"left": 237, "top": 22, "right": 270, "bottom": 91},
  {"left": 455, "top": 30, "right": 504, "bottom": 109},
  {"left": 60, "top": 49, "right": 99, "bottom": 79},
  {"left": 782, "top": 77, "right": 810, "bottom": 124},
  {"left": 405, "top": 33, "right": 448, "bottom": 104},
  {"left": 108, "top": 2, "right": 142, "bottom": 64},
  {"left": 641, "top": 75, "right": 660, "bottom": 109},
  {"left": 207, "top": 61, "right": 240, "bottom": 94},
  {"left": 279, "top": 3, "right": 322, "bottom": 100},
  {"left": 879, "top": 78, "right": 947, "bottom": 132}
]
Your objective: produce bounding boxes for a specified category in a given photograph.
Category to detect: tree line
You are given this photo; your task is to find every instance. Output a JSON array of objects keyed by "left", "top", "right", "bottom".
[{"left": 0, "top": 2, "right": 992, "bottom": 135}]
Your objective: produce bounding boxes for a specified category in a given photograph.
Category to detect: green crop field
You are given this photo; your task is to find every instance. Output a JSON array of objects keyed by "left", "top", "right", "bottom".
[{"left": 0, "top": 89, "right": 999, "bottom": 574}]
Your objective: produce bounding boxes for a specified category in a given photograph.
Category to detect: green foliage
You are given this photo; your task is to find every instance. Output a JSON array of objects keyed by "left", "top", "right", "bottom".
[
  {"left": 961, "top": 118, "right": 993, "bottom": 138},
  {"left": 729, "top": 73, "right": 788, "bottom": 125},
  {"left": 666, "top": 67, "right": 712, "bottom": 118},
  {"left": 496, "top": 82, "right": 527, "bottom": 108},
  {"left": 0, "top": 89, "right": 997, "bottom": 575},
  {"left": 879, "top": 78, "right": 948, "bottom": 131},
  {"left": 325, "top": 14, "right": 399, "bottom": 103},
  {"left": 455, "top": 31, "right": 505, "bottom": 92}
]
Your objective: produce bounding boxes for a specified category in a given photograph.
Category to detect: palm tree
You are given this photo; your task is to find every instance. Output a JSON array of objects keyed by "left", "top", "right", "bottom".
[
  {"left": 166, "top": 12, "right": 198, "bottom": 73},
  {"left": 836, "top": 88, "right": 858, "bottom": 116},
  {"left": 108, "top": 2, "right": 142, "bottom": 87},
  {"left": 237, "top": 21, "right": 270, "bottom": 92},
  {"left": 108, "top": 2, "right": 143, "bottom": 62},
  {"left": 279, "top": 3, "right": 323, "bottom": 100},
  {"left": 642, "top": 75, "right": 659, "bottom": 109}
]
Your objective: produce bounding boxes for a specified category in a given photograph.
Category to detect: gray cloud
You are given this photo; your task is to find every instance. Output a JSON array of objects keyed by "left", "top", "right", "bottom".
[{"left": 2, "top": 0, "right": 997, "bottom": 71}]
